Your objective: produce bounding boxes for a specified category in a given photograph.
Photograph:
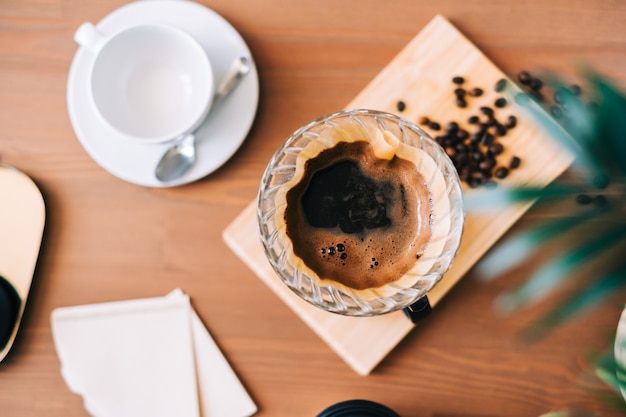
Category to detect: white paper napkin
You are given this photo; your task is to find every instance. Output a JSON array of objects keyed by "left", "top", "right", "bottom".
[{"left": 51, "top": 289, "right": 257, "bottom": 417}]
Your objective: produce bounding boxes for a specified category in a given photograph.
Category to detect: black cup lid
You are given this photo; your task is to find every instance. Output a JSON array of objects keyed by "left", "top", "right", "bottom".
[{"left": 316, "top": 400, "right": 401, "bottom": 417}]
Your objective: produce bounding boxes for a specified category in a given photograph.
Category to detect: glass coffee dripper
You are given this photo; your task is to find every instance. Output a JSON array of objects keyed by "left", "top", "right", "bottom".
[{"left": 257, "top": 109, "right": 464, "bottom": 318}]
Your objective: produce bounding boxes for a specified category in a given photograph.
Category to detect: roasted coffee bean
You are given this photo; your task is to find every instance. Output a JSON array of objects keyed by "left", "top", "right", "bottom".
[
  {"left": 576, "top": 194, "right": 594, "bottom": 205},
  {"left": 494, "top": 167, "right": 509, "bottom": 179},
  {"left": 488, "top": 143, "right": 504, "bottom": 156},
  {"left": 443, "top": 136, "right": 456, "bottom": 147},
  {"left": 479, "top": 159, "right": 495, "bottom": 171},
  {"left": 419, "top": 116, "right": 430, "bottom": 125},
  {"left": 554, "top": 89, "right": 566, "bottom": 104},
  {"left": 474, "top": 172, "right": 489, "bottom": 185},
  {"left": 504, "top": 115, "right": 517, "bottom": 129},
  {"left": 479, "top": 106, "right": 494, "bottom": 117},
  {"left": 509, "top": 156, "right": 521, "bottom": 169},
  {"left": 492, "top": 123, "right": 507, "bottom": 136},
  {"left": 428, "top": 121, "right": 441, "bottom": 130},
  {"left": 455, "top": 153, "right": 469, "bottom": 167},
  {"left": 396, "top": 100, "right": 406, "bottom": 112},
  {"left": 550, "top": 105, "right": 564, "bottom": 118},
  {"left": 469, "top": 88, "right": 484, "bottom": 97},
  {"left": 529, "top": 77, "right": 543, "bottom": 90},
  {"left": 432, "top": 73, "right": 524, "bottom": 188},
  {"left": 495, "top": 78, "right": 507, "bottom": 92},
  {"left": 472, "top": 151, "right": 485, "bottom": 162},
  {"left": 446, "top": 121, "right": 459, "bottom": 132},
  {"left": 481, "top": 133, "right": 495, "bottom": 147},
  {"left": 456, "top": 129, "right": 469, "bottom": 140},
  {"left": 518, "top": 70, "right": 532, "bottom": 85}
]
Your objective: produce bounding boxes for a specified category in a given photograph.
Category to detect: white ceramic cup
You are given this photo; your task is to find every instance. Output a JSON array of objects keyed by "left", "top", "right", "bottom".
[{"left": 74, "top": 22, "right": 214, "bottom": 144}]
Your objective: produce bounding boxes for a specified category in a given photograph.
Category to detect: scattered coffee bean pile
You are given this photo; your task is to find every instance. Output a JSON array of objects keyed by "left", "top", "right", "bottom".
[
  {"left": 408, "top": 76, "right": 522, "bottom": 188},
  {"left": 516, "top": 70, "right": 543, "bottom": 101},
  {"left": 395, "top": 71, "right": 599, "bottom": 191},
  {"left": 513, "top": 70, "right": 583, "bottom": 120}
]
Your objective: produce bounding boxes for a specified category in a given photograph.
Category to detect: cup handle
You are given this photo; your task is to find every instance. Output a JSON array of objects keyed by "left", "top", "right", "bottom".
[{"left": 74, "top": 22, "right": 107, "bottom": 52}]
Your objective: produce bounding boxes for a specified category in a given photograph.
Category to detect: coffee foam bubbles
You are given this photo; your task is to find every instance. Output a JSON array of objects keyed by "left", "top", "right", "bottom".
[{"left": 274, "top": 117, "right": 452, "bottom": 300}]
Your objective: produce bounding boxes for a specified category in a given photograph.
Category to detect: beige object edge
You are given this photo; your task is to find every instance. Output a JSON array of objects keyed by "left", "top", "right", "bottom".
[{"left": 0, "top": 165, "right": 46, "bottom": 362}]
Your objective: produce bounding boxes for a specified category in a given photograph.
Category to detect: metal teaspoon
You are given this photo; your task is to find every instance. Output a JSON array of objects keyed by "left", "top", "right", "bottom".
[{"left": 154, "top": 56, "right": 252, "bottom": 183}]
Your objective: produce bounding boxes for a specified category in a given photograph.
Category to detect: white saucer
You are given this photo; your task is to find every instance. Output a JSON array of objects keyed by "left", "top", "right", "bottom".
[{"left": 67, "top": 0, "right": 259, "bottom": 187}]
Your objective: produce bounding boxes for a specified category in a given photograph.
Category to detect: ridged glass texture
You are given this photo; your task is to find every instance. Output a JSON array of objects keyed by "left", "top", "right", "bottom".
[{"left": 257, "top": 109, "right": 464, "bottom": 317}]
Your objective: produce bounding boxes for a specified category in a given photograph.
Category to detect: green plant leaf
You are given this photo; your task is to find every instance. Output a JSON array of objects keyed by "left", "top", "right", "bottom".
[
  {"left": 588, "top": 74, "right": 626, "bottom": 178},
  {"left": 521, "top": 260, "right": 626, "bottom": 341},
  {"left": 493, "top": 224, "right": 626, "bottom": 315},
  {"left": 476, "top": 208, "right": 604, "bottom": 281},
  {"left": 514, "top": 89, "right": 596, "bottom": 178},
  {"left": 481, "top": 72, "right": 626, "bottom": 414},
  {"left": 599, "top": 356, "right": 622, "bottom": 393},
  {"left": 463, "top": 182, "right": 586, "bottom": 213}
]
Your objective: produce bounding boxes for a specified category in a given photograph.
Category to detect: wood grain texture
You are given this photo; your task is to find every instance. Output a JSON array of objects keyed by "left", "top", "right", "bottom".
[{"left": 0, "top": 1, "right": 625, "bottom": 416}]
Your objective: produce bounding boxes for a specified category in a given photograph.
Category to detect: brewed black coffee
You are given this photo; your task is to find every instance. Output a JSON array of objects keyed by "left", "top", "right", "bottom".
[{"left": 284, "top": 140, "right": 433, "bottom": 290}]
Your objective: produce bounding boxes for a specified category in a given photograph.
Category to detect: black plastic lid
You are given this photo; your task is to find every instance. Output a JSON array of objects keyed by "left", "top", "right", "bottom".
[
  {"left": 0, "top": 275, "right": 21, "bottom": 351},
  {"left": 316, "top": 399, "right": 401, "bottom": 417}
]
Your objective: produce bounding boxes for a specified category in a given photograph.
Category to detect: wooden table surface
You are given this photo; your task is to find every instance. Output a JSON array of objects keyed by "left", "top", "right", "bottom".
[{"left": 1, "top": 0, "right": 626, "bottom": 416}]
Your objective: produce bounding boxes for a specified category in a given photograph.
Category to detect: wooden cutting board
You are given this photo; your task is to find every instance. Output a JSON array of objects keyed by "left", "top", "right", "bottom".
[
  {"left": 0, "top": 165, "right": 45, "bottom": 362},
  {"left": 222, "top": 15, "right": 572, "bottom": 375}
]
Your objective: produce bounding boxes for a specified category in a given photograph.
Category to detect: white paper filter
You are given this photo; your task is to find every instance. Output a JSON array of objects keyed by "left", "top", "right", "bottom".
[{"left": 51, "top": 289, "right": 256, "bottom": 417}]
